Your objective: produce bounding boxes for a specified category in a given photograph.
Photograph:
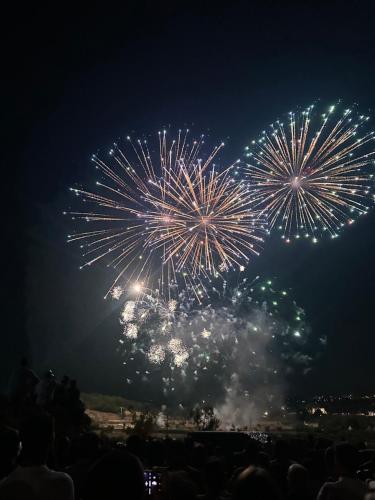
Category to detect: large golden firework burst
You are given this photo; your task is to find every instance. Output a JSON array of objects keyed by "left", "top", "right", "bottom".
[{"left": 67, "top": 130, "right": 265, "bottom": 297}]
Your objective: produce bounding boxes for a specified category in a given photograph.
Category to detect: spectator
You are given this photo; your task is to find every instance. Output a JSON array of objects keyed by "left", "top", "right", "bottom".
[
  {"left": 9, "top": 357, "right": 39, "bottom": 412},
  {"left": 0, "top": 414, "right": 74, "bottom": 500},
  {"left": 3, "top": 359, "right": 375, "bottom": 500},
  {"left": 199, "top": 457, "right": 227, "bottom": 500},
  {"left": 234, "top": 438, "right": 265, "bottom": 474},
  {"left": 287, "top": 463, "right": 312, "bottom": 500},
  {"left": 82, "top": 449, "right": 144, "bottom": 500},
  {"left": 54, "top": 376, "right": 70, "bottom": 407},
  {"left": 126, "top": 433, "right": 146, "bottom": 461},
  {"left": 233, "top": 465, "right": 281, "bottom": 500},
  {"left": 65, "top": 432, "right": 101, "bottom": 499},
  {"left": 270, "top": 439, "right": 295, "bottom": 494},
  {"left": 68, "top": 380, "right": 80, "bottom": 407},
  {"left": 66, "top": 380, "right": 86, "bottom": 423},
  {"left": 324, "top": 446, "right": 336, "bottom": 481},
  {"left": 317, "top": 442, "right": 367, "bottom": 500},
  {"left": 167, "top": 471, "right": 198, "bottom": 500},
  {"left": 167, "top": 439, "right": 203, "bottom": 491},
  {"left": 0, "top": 426, "right": 20, "bottom": 480},
  {"left": 36, "top": 370, "right": 56, "bottom": 409}
]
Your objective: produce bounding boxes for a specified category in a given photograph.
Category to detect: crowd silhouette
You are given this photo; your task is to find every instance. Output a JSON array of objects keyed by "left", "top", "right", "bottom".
[{"left": 1, "top": 358, "right": 375, "bottom": 499}]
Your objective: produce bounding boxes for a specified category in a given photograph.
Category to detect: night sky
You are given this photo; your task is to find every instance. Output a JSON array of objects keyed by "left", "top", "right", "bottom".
[{"left": 4, "top": 1, "right": 375, "bottom": 399}]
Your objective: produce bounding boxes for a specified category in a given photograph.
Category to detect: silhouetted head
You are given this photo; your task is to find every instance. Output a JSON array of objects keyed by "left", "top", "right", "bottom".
[
  {"left": 73, "top": 432, "right": 101, "bottom": 461},
  {"left": 190, "top": 442, "right": 206, "bottom": 469},
  {"left": 245, "top": 438, "right": 260, "bottom": 465},
  {"left": 19, "top": 415, "right": 54, "bottom": 466},
  {"left": 126, "top": 434, "right": 144, "bottom": 459},
  {"left": 82, "top": 450, "right": 144, "bottom": 500},
  {"left": 20, "top": 357, "right": 28, "bottom": 368},
  {"left": 334, "top": 442, "right": 359, "bottom": 477},
  {"left": 287, "top": 463, "right": 309, "bottom": 491},
  {"left": 167, "top": 439, "right": 188, "bottom": 469},
  {"left": 0, "top": 426, "right": 20, "bottom": 469},
  {"left": 234, "top": 466, "right": 280, "bottom": 500},
  {"left": 205, "top": 457, "right": 225, "bottom": 494},
  {"left": 167, "top": 471, "right": 197, "bottom": 500},
  {"left": 325, "top": 446, "right": 335, "bottom": 477}
]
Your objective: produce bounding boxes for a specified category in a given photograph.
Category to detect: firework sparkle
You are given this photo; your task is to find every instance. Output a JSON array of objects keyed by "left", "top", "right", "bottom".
[
  {"left": 115, "top": 277, "right": 324, "bottom": 405},
  {"left": 67, "top": 130, "right": 266, "bottom": 298},
  {"left": 244, "top": 104, "right": 375, "bottom": 242}
]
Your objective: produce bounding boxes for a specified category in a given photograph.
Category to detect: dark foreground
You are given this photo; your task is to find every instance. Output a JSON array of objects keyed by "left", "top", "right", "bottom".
[{"left": 1, "top": 361, "right": 375, "bottom": 499}]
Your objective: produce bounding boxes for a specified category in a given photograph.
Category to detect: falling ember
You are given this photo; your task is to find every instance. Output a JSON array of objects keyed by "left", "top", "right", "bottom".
[
  {"left": 111, "top": 286, "right": 123, "bottom": 300},
  {"left": 173, "top": 351, "right": 189, "bottom": 367},
  {"left": 120, "top": 301, "right": 136, "bottom": 323},
  {"left": 168, "top": 299, "right": 178, "bottom": 313},
  {"left": 124, "top": 323, "right": 138, "bottom": 339},
  {"left": 167, "top": 338, "right": 189, "bottom": 367},
  {"left": 245, "top": 104, "right": 375, "bottom": 240},
  {"left": 147, "top": 345, "right": 166, "bottom": 364},
  {"left": 201, "top": 328, "right": 212, "bottom": 338}
]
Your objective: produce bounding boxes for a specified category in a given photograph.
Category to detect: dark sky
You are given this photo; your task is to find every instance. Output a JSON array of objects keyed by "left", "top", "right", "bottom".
[{"left": 4, "top": 1, "right": 375, "bottom": 399}]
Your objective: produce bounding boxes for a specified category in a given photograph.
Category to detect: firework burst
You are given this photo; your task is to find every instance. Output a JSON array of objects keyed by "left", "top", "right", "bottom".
[
  {"left": 244, "top": 104, "right": 375, "bottom": 242},
  {"left": 118, "top": 288, "right": 189, "bottom": 369},
  {"left": 116, "top": 277, "right": 324, "bottom": 405},
  {"left": 67, "top": 130, "right": 265, "bottom": 297}
]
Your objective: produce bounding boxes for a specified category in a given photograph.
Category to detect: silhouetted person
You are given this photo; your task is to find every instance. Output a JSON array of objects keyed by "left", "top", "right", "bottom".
[
  {"left": 82, "top": 449, "right": 144, "bottom": 500},
  {"left": 199, "top": 457, "right": 226, "bottom": 500},
  {"left": 126, "top": 434, "right": 146, "bottom": 461},
  {"left": 167, "top": 439, "right": 203, "bottom": 490},
  {"left": 0, "top": 414, "right": 74, "bottom": 500},
  {"left": 270, "top": 439, "right": 295, "bottom": 494},
  {"left": 233, "top": 465, "right": 281, "bottom": 500},
  {"left": 230, "top": 439, "right": 265, "bottom": 489},
  {"left": 167, "top": 471, "right": 198, "bottom": 500},
  {"left": 36, "top": 370, "right": 56, "bottom": 409},
  {"left": 317, "top": 443, "right": 366, "bottom": 500},
  {"left": 325, "top": 446, "right": 336, "bottom": 481},
  {"left": 53, "top": 376, "right": 70, "bottom": 406},
  {"left": 0, "top": 426, "right": 20, "bottom": 480},
  {"left": 65, "top": 432, "right": 101, "bottom": 499},
  {"left": 244, "top": 438, "right": 261, "bottom": 466},
  {"left": 9, "top": 357, "right": 39, "bottom": 412},
  {"left": 287, "top": 463, "right": 312, "bottom": 500},
  {"left": 68, "top": 380, "right": 80, "bottom": 406},
  {"left": 67, "top": 379, "right": 85, "bottom": 425}
]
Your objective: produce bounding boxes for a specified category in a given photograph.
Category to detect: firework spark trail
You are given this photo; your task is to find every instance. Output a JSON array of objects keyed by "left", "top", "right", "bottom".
[
  {"left": 67, "top": 130, "right": 265, "bottom": 297},
  {"left": 244, "top": 104, "right": 375, "bottom": 242}
]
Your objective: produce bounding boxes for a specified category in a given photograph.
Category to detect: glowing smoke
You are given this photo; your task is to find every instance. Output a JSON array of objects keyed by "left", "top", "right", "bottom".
[{"left": 113, "top": 278, "right": 325, "bottom": 422}]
